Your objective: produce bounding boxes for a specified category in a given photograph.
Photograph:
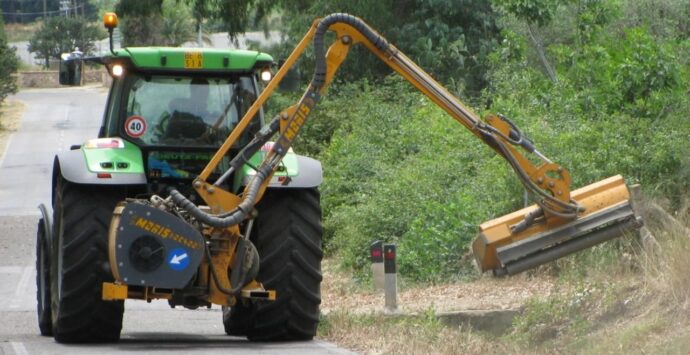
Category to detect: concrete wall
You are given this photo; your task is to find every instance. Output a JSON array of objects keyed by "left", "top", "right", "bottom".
[{"left": 15, "top": 70, "right": 111, "bottom": 88}]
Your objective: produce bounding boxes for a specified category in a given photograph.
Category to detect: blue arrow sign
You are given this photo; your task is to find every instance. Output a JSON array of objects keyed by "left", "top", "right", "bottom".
[{"left": 167, "top": 247, "right": 190, "bottom": 271}]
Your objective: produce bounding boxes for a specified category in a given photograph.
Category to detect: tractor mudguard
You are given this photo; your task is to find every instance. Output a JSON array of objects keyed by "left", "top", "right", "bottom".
[
  {"left": 54, "top": 148, "right": 146, "bottom": 186},
  {"left": 236, "top": 154, "right": 323, "bottom": 190},
  {"left": 37, "top": 203, "right": 53, "bottom": 253},
  {"left": 259, "top": 155, "right": 323, "bottom": 189},
  {"left": 287, "top": 155, "right": 323, "bottom": 188}
]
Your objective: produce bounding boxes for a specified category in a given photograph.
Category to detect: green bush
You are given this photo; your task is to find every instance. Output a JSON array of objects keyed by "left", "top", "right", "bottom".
[
  {"left": 0, "top": 16, "right": 19, "bottom": 105},
  {"left": 314, "top": 77, "right": 526, "bottom": 281},
  {"left": 487, "top": 25, "right": 689, "bottom": 202},
  {"left": 285, "top": 1, "right": 689, "bottom": 282},
  {"left": 312, "top": 25, "right": 687, "bottom": 281}
]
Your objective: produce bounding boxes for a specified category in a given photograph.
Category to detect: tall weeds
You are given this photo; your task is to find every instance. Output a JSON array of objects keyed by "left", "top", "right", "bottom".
[{"left": 636, "top": 197, "right": 690, "bottom": 308}]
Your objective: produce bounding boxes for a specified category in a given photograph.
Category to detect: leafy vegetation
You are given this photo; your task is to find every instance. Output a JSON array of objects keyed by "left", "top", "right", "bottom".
[
  {"left": 260, "top": 0, "right": 502, "bottom": 98},
  {"left": 28, "top": 16, "right": 102, "bottom": 68},
  {"left": 271, "top": 0, "right": 690, "bottom": 282},
  {"left": 0, "top": 16, "right": 19, "bottom": 107},
  {"left": 1, "top": 0, "right": 98, "bottom": 24}
]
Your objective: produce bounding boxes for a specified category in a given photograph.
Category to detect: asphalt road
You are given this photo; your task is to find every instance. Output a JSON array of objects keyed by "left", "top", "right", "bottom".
[{"left": 0, "top": 87, "right": 351, "bottom": 354}]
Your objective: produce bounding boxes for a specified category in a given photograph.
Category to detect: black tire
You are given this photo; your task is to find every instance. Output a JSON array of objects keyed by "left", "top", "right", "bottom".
[
  {"left": 223, "top": 188, "right": 323, "bottom": 341},
  {"left": 50, "top": 177, "right": 125, "bottom": 343},
  {"left": 36, "top": 218, "right": 52, "bottom": 336}
]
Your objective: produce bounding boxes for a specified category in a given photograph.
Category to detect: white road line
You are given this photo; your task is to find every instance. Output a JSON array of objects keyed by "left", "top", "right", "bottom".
[
  {"left": 10, "top": 341, "right": 29, "bottom": 355},
  {"left": 0, "top": 134, "right": 14, "bottom": 168},
  {"left": 9, "top": 266, "right": 33, "bottom": 309}
]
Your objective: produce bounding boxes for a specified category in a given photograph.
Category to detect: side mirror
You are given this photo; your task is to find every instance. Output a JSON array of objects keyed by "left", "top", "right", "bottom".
[
  {"left": 59, "top": 53, "right": 83, "bottom": 86},
  {"left": 277, "top": 59, "right": 301, "bottom": 92}
]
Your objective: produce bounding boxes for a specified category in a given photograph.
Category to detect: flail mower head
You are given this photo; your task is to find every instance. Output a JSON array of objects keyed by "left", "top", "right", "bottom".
[{"left": 473, "top": 175, "right": 642, "bottom": 276}]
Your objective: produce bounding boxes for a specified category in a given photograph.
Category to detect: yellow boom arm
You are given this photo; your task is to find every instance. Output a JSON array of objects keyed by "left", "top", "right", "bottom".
[{"left": 179, "top": 13, "right": 636, "bottom": 276}]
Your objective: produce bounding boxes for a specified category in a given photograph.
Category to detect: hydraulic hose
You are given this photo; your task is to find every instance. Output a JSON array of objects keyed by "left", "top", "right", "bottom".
[
  {"left": 168, "top": 160, "right": 275, "bottom": 228},
  {"left": 312, "top": 14, "right": 581, "bottom": 222},
  {"left": 171, "top": 116, "right": 282, "bottom": 227},
  {"left": 204, "top": 243, "right": 244, "bottom": 295},
  {"left": 312, "top": 13, "right": 394, "bottom": 89},
  {"left": 171, "top": 13, "right": 582, "bottom": 231}
]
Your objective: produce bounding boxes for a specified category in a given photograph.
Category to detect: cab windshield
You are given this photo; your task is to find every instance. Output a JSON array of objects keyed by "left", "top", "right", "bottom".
[{"left": 121, "top": 74, "right": 259, "bottom": 147}]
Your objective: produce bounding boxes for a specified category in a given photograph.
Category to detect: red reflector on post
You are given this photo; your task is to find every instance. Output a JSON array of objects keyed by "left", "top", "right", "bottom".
[
  {"left": 97, "top": 173, "right": 112, "bottom": 179},
  {"left": 370, "top": 240, "right": 383, "bottom": 263},
  {"left": 385, "top": 249, "right": 396, "bottom": 260}
]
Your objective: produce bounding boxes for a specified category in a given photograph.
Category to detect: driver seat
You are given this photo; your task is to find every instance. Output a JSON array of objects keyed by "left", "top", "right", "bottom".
[{"left": 165, "top": 111, "right": 207, "bottom": 139}]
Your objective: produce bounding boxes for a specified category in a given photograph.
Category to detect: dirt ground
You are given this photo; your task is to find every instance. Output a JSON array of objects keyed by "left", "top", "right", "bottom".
[{"left": 320, "top": 259, "right": 559, "bottom": 315}]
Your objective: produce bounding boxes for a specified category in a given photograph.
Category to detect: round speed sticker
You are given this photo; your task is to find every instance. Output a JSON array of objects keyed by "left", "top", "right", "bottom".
[{"left": 124, "top": 116, "right": 147, "bottom": 138}]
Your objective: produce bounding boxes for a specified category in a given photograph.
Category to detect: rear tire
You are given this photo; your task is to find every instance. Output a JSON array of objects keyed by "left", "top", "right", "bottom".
[
  {"left": 36, "top": 218, "right": 52, "bottom": 336},
  {"left": 223, "top": 188, "right": 323, "bottom": 341},
  {"left": 50, "top": 177, "right": 125, "bottom": 343}
]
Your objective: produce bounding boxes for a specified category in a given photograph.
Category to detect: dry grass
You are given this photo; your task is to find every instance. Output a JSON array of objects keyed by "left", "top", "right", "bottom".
[
  {"left": 635, "top": 197, "right": 690, "bottom": 308},
  {"left": 0, "top": 99, "right": 25, "bottom": 157},
  {"left": 318, "top": 195, "right": 690, "bottom": 354},
  {"left": 317, "top": 258, "right": 557, "bottom": 354},
  {"left": 537, "top": 196, "right": 690, "bottom": 353},
  {"left": 319, "top": 310, "right": 520, "bottom": 355},
  {"left": 320, "top": 259, "right": 559, "bottom": 315}
]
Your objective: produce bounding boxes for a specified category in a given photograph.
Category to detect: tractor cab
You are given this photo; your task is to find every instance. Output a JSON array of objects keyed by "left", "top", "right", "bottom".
[{"left": 59, "top": 45, "right": 274, "bottom": 192}]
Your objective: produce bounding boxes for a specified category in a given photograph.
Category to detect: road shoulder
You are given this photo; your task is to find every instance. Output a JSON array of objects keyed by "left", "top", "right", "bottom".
[{"left": 0, "top": 99, "right": 26, "bottom": 165}]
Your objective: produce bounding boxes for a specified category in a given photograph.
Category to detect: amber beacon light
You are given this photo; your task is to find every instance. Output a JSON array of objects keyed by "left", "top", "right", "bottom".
[
  {"left": 103, "top": 12, "right": 118, "bottom": 54},
  {"left": 103, "top": 12, "right": 118, "bottom": 29}
]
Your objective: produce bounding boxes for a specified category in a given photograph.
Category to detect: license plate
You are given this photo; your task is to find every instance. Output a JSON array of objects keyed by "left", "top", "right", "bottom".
[{"left": 184, "top": 52, "right": 203, "bottom": 69}]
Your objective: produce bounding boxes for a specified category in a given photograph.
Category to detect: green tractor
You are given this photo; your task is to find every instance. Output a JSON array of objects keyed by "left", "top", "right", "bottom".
[{"left": 36, "top": 13, "right": 323, "bottom": 343}]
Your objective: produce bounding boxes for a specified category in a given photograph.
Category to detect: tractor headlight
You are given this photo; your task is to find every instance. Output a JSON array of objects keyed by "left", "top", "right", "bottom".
[
  {"left": 260, "top": 68, "right": 272, "bottom": 82},
  {"left": 111, "top": 64, "right": 124, "bottom": 77}
]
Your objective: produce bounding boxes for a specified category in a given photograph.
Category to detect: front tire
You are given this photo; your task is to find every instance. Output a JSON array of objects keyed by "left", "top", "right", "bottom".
[
  {"left": 223, "top": 188, "right": 323, "bottom": 341},
  {"left": 50, "top": 177, "right": 125, "bottom": 343}
]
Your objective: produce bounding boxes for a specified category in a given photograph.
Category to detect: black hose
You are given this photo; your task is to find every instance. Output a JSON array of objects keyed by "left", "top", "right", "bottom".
[
  {"left": 312, "top": 13, "right": 393, "bottom": 89},
  {"left": 168, "top": 161, "right": 273, "bottom": 228},
  {"left": 226, "top": 115, "right": 281, "bottom": 173},
  {"left": 312, "top": 13, "right": 582, "bottom": 226},
  {"left": 204, "top": 243, "right": 244, "bottom": 295}
]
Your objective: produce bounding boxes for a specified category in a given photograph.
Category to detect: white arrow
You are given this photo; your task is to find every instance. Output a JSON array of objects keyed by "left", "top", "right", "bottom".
[{"left": 170, "top": 253, "right": 188, "bottom": 264}]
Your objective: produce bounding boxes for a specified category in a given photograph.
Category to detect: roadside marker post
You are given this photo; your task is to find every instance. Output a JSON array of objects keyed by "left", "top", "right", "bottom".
[
  {"left": 383, "top": 244, "right": 398, "bottom": 312},
  {"left": 370, "top": 240, "right": 384, "bottom": 291}
]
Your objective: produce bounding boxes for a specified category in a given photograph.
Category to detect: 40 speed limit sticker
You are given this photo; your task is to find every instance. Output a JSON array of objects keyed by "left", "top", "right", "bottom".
[{"left": 124, "top": 115, "right": 147, "bottom": 138}]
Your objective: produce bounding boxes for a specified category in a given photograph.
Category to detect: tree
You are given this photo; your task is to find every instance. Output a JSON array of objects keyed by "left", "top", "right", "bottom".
[
  {"left": 0, "top": 16, "right": 19, "bottom": 105},
  {"left": 28, "top": 16, "right": 102, "bottom": 68},
  {"left": 493, "top": 0, "right": 562, "bottom": 83},
  {"left": 115, "top": 0, "right": 164, "bottom": 46},
  {"left": 185, "top": 0, "right": 265, "bottom": 45},
  {"left": 161, "top": 1, "right": 195, "bottom": 46},
  {"left": 116, "top": 0, "right": 196, "bottom": 47},
  {"left": 254, "top": 0, "right": 503, "bottom": 98}
]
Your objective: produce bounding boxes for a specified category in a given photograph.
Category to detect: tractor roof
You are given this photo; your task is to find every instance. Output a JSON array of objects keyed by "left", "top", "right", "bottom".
[{"left": 106, "top": 47, "right": 273, "bottom": 73}]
